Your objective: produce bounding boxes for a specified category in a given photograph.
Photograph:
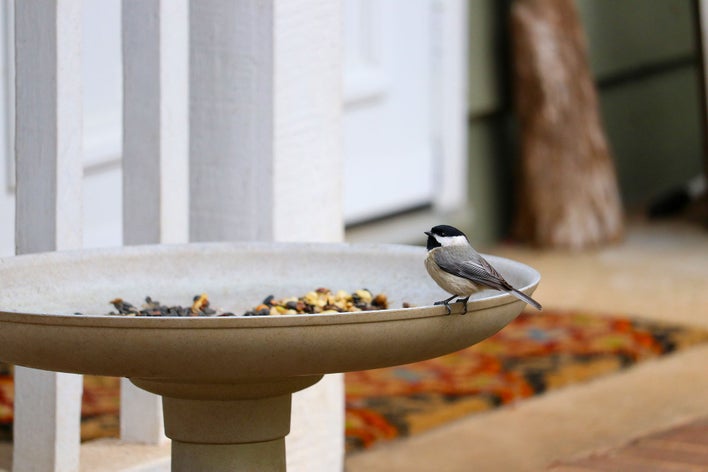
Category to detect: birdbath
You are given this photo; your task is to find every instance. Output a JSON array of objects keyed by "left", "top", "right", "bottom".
[{"left": 0, "top": 242, "right": 540, "bottom": 471}]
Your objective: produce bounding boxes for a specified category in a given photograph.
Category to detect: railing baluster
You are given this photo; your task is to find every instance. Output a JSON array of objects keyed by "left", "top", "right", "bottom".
[
  {"left": 121, "top": 0, "right": 189, "bottom": 444},
  {"left": 189, "top": 1, "right": 344, "bottom": 469},
  {"left": 13, "top": 1, "right": 83, "bottom": 471}
]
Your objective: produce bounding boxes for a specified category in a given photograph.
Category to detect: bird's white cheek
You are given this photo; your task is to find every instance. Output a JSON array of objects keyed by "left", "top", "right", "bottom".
[{"left": 439, "top": 235, "right": 469, "bottom": 247}]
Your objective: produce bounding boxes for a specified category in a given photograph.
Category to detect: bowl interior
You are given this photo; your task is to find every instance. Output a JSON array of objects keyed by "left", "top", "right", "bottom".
[{"left": 0, "top": 242, "right": 539, "bottom": 318}]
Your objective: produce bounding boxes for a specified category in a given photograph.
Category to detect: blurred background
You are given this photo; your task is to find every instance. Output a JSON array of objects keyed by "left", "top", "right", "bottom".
[
  {"left": 464, "top": 0, "right": 705, "bottom": 244},
  {"left": 0, "top": 1, "right": 706, "bottom": 470},
  {"left": 0, "top": 0, "right": 704, "bottom": 252},
  {"left": 345, "top": 0, "right": 706, "bottom": 246}
]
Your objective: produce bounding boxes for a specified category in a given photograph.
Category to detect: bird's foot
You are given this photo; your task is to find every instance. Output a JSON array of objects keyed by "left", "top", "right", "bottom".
[
  {"left": 434, "top": 295, "right": 457, "bottom": 315},
  {"left": 455, "top": 297, "right": 470, "bottom": 315},
  {"left": 434, "top": 300, "right": 453, "bottom": 315}
]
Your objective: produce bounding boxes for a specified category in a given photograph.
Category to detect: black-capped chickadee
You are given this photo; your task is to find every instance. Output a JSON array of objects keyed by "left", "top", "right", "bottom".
[{"left": 424, "top": 224, "right": 542, "bottom": 314}]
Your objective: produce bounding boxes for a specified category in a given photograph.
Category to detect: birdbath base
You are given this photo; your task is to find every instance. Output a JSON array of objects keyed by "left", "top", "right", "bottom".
[
  {"left": 132, "top": 375, "right": 324, "bottom": 471},
  {"left": 172, "top": 440, "right": 285, "bottom": 472}
]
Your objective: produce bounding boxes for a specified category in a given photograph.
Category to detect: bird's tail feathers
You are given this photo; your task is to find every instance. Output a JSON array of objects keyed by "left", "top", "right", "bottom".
[{"left": 509, "top": 289, "right": 542, "bottom": 311}]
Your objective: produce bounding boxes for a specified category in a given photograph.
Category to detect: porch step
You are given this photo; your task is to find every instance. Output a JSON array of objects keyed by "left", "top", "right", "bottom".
[{"left": 549, "top": 418, "right": 708, "bottom": 471}]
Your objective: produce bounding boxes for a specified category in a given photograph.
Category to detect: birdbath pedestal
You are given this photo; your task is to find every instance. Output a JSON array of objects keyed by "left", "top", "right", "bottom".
[
  {"left": 134, "top": 376, "right": 322, "bottom": 471},
  {"left": 0, "top": 242, "right": 540, "bottom": 471}
]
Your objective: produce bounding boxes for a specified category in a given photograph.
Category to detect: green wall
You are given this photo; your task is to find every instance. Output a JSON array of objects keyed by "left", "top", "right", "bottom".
[
  {"left": 466, "top": 0, "right": 513, "bottom": 244},
  {"left": 578, "top": 0, "right": 703, "bottom": 207}
]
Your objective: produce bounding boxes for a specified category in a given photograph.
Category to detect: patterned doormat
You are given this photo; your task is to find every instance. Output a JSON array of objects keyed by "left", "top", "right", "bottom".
[
  {"left": 1, "top": 310, "right": 707, "bottom": 451},
  {"left": 344, "top": 310, "right": 708, "bottom": 452}
]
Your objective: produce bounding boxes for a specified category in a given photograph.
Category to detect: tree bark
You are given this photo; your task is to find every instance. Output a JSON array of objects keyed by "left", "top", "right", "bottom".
[{"left": 510, "top": 0, "right": 624, "bottom": 249}]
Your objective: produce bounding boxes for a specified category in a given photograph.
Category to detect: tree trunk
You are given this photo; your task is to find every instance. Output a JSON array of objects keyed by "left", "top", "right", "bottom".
[{"left": 510, "top": 0, "right": 623, "bottom": 249}]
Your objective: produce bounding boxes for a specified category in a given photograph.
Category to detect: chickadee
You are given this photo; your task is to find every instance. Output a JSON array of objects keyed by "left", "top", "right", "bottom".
[{"left": 424, "top": 224, "right": 542, "bottom": 314}]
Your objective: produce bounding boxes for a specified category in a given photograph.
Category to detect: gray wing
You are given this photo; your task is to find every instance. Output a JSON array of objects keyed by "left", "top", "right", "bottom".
[{"left": 433, "top": 246, "right": 513, "bottom": 292}]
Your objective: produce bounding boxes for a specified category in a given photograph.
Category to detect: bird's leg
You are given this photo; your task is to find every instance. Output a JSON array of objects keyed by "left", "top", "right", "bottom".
[
  {"left": 434, "top": 294, "right": 457, "bottom": 315},
  {"left": 455, "top": 296, "right": 470, "bottom": 315}
]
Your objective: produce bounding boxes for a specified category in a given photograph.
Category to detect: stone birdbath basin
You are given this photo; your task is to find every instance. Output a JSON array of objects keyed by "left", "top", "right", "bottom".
[{"left": 0, "top": 242, "right": 540, "bottom": 471}]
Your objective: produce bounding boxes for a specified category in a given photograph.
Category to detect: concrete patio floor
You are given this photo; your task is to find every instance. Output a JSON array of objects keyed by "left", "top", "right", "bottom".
[{"left": 1, "top": 219, "right": 706, "bottom": 471}]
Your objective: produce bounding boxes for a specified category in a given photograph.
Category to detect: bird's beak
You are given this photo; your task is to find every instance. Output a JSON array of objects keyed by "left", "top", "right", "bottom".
[{"left": 424, "top": 231, "right": 432, "bottom": 237}]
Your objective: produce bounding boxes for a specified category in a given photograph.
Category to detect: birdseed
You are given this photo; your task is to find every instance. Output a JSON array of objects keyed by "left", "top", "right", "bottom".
[{"left": 102, "top": 288, "right": 395, "bottom": 317}]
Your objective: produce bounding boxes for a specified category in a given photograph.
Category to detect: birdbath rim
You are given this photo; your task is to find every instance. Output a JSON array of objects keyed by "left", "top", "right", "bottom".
[{"left": 0, "top": 240, "right": 541, "bottom": 325}]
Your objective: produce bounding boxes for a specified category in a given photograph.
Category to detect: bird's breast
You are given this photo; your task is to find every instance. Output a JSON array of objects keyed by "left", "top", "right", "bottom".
[{"left": 425, "top": 252, "right": 479, "bottom": 296}]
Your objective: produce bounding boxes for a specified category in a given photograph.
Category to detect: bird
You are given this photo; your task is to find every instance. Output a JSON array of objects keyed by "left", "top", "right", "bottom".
[{"left": 424, "top": 224, "right": 542, "bottom": 314}]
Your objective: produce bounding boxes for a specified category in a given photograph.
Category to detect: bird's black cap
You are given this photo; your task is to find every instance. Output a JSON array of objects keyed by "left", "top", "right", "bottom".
[
  {"left": 425, "top": 224, "right": 467, "bottom": 250},
  {"left": 428, "top": 225, "right": 467, "bottom": 238}
]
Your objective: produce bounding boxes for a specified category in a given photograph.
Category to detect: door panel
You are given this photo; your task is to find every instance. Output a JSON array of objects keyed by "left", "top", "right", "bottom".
[{"left": 343, "top": 0, "right": 435, "bottom": 223}]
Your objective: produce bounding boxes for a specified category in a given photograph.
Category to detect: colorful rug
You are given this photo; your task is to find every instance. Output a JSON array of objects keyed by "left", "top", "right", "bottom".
[
  {"left": 1, "top": 309, "right": 708, "bottom": 451},
  {"left": 344, "top": 310, "right": 708, "bottom": 451}
]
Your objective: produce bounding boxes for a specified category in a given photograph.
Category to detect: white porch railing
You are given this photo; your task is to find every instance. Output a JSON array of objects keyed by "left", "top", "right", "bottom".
[
  {"left": 12, "top": 0, "right": 343, "bottom": 471},
  {"left": 120, "top": 0, "right": 188, "bottom": 446},
  {"left": 14, "top": 2, "right": 84, "bottom": 469}
]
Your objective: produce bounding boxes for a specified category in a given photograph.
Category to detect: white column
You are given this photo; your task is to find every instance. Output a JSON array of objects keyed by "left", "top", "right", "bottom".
[
  {"left": 121, "top": 0, "right": 189, "bottom": 444},
  {"left": 189, "top": 1, "right": 343, "bottom": 470},
  {"left": 13, "top": 1, "right": 83, "bottom": 471}
]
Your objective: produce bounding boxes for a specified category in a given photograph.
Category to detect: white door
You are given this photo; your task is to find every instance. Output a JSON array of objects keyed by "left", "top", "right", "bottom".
[{"left": 342, "top": 0, "right": 435, "bottom": 223}]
